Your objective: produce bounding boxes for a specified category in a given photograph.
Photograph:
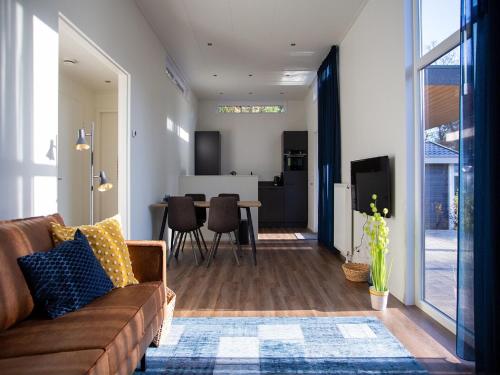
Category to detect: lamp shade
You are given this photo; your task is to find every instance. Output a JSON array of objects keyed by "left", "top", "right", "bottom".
[
  {"left": 75, "top": 129, "right": 90, "bottom": 151},
  {"left": 97, "top": 171, "right": 113, "bottom": 192}
]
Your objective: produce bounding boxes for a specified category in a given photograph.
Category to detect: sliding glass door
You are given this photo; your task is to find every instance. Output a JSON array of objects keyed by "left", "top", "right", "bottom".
[
  {"left": 421, "top": 47, "right": 460, "bottom": 319},
  {"left": 417, "top": 0, "right": 460, "bottom": 321}
]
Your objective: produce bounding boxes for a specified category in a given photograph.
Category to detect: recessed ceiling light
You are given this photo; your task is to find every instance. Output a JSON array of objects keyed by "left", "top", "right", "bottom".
[
  {"left": 248, "top": 74, "right": 253, "bottom": 77},
  {"left": 207, "top": 42, "right": 213, "bottom": 46},
  {"left": 290, "top": 42, "right": 296, "bottom": 46},
  {"left": 105, "top": 80, "right": 111, "bottom": 83},
  {"left": 213, "top": 74, "right": 218, "bottom": 77},
  {"left": 63, "top": 59, "right": 78, "bottom": 65},
  {"left": 248, "top": 92, "right": 253, "bottom": 95}
]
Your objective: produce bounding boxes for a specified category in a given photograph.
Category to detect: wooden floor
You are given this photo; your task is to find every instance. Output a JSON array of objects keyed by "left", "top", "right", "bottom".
[{"left": 167, "top": 229, "right": 474, "bottom": 374}]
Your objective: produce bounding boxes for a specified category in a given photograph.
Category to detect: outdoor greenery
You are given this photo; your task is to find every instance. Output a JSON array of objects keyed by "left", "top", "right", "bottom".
[
  {"left": 365, "top": 194, "right": 392, "bottom": 292},
  {"left": 451, "top": 191, "right": 459, "bottom": 230},
  {"left": 217, "top": 105, "right": 285, "bottom": 114}
]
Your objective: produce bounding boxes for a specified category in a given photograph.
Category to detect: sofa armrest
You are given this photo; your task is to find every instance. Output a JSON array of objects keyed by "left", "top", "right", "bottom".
[{"left": 126, "top": 240, "right": 167, "bottom": 288}]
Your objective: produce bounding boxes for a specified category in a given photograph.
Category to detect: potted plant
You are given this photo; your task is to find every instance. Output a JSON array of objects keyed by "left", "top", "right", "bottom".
[{"left": 365, "top": 194, "right": 392, "bottom": 311}]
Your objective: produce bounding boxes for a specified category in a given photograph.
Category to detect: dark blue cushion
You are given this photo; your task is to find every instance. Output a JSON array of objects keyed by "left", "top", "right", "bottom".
[{"left": 17, "top": 229, "right": 113, "bottom": 319}]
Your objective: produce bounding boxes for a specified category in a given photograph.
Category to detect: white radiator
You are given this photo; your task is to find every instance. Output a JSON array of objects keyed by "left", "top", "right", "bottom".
[{"left": 333, "top": 183, "right": 352, "bottom": 257}]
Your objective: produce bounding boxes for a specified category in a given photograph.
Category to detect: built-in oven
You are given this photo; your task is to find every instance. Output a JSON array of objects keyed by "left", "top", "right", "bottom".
[{"left": 284, "top": 150, "right": 307, "bottom": 171}]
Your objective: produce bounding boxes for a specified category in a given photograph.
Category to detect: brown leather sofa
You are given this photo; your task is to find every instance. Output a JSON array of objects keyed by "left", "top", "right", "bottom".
[{"left": 0, "top": 214, "right": 167, "bottom": 375}]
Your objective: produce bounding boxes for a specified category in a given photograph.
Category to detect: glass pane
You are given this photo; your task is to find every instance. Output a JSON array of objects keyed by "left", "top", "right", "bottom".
[
  {"left": 216, "top": 105, "right": 285, "bottom": 114},
  {"left": 421, "top": 46, "right": 460, "bottom": 320},
  {"left": 420, "top": 0, "right": 460, "bottom": 56},
  {"left": 456, "top": 8, "right": 475, "bottom": 357}
]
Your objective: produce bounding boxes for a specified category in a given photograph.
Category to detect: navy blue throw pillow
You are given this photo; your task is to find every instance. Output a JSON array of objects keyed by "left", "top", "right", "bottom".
[{"left": 18, "top": 229, "right": 113, "bottom": 319}]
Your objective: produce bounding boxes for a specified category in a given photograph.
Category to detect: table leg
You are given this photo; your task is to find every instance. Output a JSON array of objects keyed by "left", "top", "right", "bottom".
[
  {"left": 246, "top": 207, "right": 257, "bottom": 266},
  {"left": 159, "top": 207, "right": 168, "bottom": 240}
]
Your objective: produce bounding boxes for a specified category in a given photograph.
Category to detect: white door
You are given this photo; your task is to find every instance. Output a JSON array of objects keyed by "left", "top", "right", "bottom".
[{"left": 94, "top": 112, "right": 118, "bottom": 222}]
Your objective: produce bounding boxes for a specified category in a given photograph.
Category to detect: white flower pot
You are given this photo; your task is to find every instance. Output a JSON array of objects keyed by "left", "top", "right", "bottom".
[{"left": 369, "top": 286, "right": 389, "bottom": 311}]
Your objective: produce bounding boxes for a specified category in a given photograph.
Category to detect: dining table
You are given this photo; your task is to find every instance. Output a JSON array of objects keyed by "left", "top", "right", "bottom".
[{"left": 151, "top": 200, "right": 262, "bottom": 265}]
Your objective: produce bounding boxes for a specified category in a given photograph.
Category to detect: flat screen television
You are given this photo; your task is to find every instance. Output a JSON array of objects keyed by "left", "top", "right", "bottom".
[{"left": 351, "top": 156, "right": 392, "bottom": 218}]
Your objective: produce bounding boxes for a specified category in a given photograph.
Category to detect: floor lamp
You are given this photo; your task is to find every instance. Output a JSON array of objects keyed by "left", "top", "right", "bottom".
[{"left": 75, "top": 122, "right": 113, "bottom": 224}]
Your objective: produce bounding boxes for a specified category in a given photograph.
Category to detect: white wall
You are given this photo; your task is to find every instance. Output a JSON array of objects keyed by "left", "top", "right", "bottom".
[
  {"left": 58, "top": 72, "right": 121, "bottom": 226},
  {"left": 58, "top": 72, "right": 98, "bottom": 226},
  {"left": 305, "top": 79, "right": 318, "bottom": 232},
  {"left": 197, "top": 100, "right": 306, "bottom": 181},
  {"left": 0, "top": 0, "right": 197, "bottom": 239},
  {"left": 339, "top": 0, "right": 414, "bottom": 303}
]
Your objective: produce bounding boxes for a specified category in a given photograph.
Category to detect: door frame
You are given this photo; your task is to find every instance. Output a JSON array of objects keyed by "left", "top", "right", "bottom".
[{"left": 58, "top": 15, "right": 131, "bottom": 237}]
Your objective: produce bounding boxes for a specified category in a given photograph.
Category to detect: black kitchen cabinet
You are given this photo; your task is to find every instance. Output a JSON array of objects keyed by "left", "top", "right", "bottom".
[
  {"left": 195, "top": 131, "right": 221, "bottom": 175},
  {"left": 284, "top": 171, "right": 308, "bottom": 227},
  {"left": 258, "top": 131, "right": 308, "bottom": 228},
  {"left": 283, "top": 131, "right": 308, "bottom": 151},
  {"left": 282, "top": 131, "right": 308, "bottom": 227},
  {"left": 258, "top": 182, "right": 285, "bottom": 227}
]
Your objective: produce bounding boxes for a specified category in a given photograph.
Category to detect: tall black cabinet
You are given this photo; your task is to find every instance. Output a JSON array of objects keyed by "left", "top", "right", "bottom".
[
  {"left": 195, "top": 131, "right": 221, "bottom": 175},
  {"left": 259, "top": 131, "right": 308, "bottom": 228},
  {"left": 283, "top": 131, "right": 308, "bottom": 227}
]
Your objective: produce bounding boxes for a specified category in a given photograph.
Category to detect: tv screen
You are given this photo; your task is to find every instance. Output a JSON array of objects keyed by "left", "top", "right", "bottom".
[{"left": 351, "top": 156, "right": 392, "bottom": 218}]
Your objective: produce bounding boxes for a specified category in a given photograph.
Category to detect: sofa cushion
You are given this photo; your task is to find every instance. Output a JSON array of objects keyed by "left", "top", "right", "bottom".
[
  {"left": 51, "top": 216, "right": 138, "bottom": 288},
  {"left": 87, "top": 282, "right": 165, "bottom": 329},
  {"left": 0, "top": 281, "right": 164, "bottom": 374},
  {"left": 17, "top": 230, "right": 114, "bottom": 319},
  {"left": 0, "top": 214, "right": 64, "bottom": 331},
  {"left": 0, "top": 349, "right": 109, "bottom": 375}
]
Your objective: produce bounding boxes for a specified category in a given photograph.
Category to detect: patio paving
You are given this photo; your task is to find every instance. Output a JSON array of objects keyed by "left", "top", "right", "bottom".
[{"left": 424, "top": 230, "right": 457, "bottom": 320}]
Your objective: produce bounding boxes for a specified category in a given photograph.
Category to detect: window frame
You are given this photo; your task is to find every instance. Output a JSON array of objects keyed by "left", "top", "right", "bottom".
[{"left": 413, "top": 0, "right": 461, "bottom": 333}]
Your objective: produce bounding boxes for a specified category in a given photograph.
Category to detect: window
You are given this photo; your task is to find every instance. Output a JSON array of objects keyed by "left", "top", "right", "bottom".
[
  {"left": 416, "top": 0, "right": 460, "bottom": 325},
  {"left": 419, "top": 0, "right": 460, "bottom": 56},
  {"left": 217, "top": 105, "right": 285, "bottom": 114}
]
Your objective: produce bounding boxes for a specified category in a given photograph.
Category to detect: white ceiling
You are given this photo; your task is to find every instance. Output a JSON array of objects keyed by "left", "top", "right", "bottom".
[
  {"left": 136, "top": 0, "right": 367, "bottom": 101},
  {"left": 59, "top": 22, "right": 118, "bottom": 91}
]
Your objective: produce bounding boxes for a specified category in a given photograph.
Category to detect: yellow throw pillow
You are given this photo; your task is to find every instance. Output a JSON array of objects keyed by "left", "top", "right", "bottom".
[{"left": 51, "top": 216, "right": 138, "bottom": 288}]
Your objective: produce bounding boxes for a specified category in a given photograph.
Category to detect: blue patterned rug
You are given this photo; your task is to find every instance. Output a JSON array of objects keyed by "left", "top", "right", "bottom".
[{"left": 138, "top": 317, "right": 427, "bottom": 374}]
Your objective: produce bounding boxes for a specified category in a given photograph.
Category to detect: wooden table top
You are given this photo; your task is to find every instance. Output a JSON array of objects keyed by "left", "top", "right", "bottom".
[{"left": 151, "top": 200, "right": 262, "bottom": 209}]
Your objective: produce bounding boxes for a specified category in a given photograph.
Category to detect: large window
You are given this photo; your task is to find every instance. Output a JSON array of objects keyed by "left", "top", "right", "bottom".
[{"left": 416, "top": 0, "right": 460, "bottom": 323}]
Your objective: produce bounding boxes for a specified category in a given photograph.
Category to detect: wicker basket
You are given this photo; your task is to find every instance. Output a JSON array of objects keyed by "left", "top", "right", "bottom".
[
  {"left": 151, "top": 287, "right": 176, "bottom": 347},
  {"left": 342, "top": 263, "right": 370, "bottom": 283}
]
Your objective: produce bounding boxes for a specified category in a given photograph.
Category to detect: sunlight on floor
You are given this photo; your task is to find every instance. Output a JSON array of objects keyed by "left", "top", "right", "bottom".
[
  {"left": 257, "top": 232, "right": 318, "bottom": 241},
  {"left": 258, "top": 233, "right": 298, "bottom": 240}
]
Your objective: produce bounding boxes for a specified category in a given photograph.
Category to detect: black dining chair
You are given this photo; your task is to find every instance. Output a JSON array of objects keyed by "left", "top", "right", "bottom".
[
  {"left": 218, "top": 193, "right": 241, "bottom": 244},
  {"left": 206, "top": 196, "right": 241, "bottom": 267},
  {"left": 167, "top": 196, "right": 205, "bottom": 266},
  {"left": 185, "top": 193, "right": 208, "bottom": 254},
  {"left": 218, "top": 193, "right": 241, "bottom": 220}
]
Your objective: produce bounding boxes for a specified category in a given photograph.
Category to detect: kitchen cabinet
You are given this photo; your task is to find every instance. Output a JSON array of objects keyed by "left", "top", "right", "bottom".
[{"left": 195, "top": 131, "right": 221, "bottom": 175}]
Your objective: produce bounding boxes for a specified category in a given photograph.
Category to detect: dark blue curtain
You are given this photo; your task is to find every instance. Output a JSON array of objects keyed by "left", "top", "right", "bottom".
[
  {"left": 317, "top": 46, "right": 341, "bottom": 250},
  {"left": 458, "top": 0, "right": 500, "bottom": 370}
]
